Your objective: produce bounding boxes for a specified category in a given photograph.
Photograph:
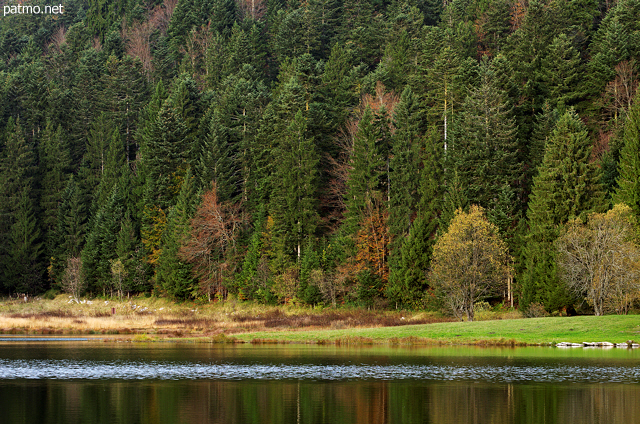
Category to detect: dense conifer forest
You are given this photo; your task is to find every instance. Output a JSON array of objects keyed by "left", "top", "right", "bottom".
[{"left": 1, "top": 0, "right": 639, "bottom": 315}]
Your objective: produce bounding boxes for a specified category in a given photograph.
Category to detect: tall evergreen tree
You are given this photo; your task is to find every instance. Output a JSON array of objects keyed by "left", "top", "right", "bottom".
[
  {"left": 613, "top": 95, "right": 640, "bottom": 218},
  {"left": 521, "top": 109, "right": 606, "bottom": 311},
  {"left": 343, "top": 106, "right": 385, "bottom": 233},
  {"left": 387, "top": 127, "right": 444, "bottom": 307},
  {"left": 3, "top": 187, "right": 44, "bottom": 294},
  {"left": 541, "top": 33, "right": 584, "bottom": 109},
  {"left": 82, "top": 183, "right": 125, "bottom": 295},
  {"left": 156, "top": 169, "right": 198, "bottom": 299},
  {"left": 50, "top": 176, "right": 88, "bottom": 283},
  {"left": 388, "top": 86, "right": 423, "bottom": 241},
  {"left": 450, "top": 58, "right": 520, "bottom": 211},
  {"left": 270, "top": 110, "right": 319, "bottom": 260},
  {"left": 39, "top": 120, "right": 72, "bottom": 260}
]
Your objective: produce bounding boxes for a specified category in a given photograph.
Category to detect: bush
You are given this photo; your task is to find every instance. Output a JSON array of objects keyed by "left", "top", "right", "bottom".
[
  {"left": 524, "top": 302, "right": 549, "bottom": 318},
  {"left": 42, "top": 289, "right": 59, "bottom": 300}
]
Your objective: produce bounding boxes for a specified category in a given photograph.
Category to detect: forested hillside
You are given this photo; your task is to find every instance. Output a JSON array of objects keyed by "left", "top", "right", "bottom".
[{"left": 1, "top": 0, "right": 639, "bottom": 315}]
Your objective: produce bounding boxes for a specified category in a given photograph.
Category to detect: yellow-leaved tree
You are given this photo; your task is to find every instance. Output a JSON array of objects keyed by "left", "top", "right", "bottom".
[{"left": 431, "top": 205, "right": 512, "bottom": 321}]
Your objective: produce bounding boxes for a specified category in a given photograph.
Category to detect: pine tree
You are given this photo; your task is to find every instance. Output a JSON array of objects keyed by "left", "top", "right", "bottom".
[
  {"left": 0, "top": 118, "right": 36, "bottom": 282},
  {"left": 40, "top": 121, "right": 72, "bottom": 242},
  {"left": 198, "top": 67, "right": 269, "bottom": 202},
  {"left": 93, "top": 128, "right": 126, "bottom": 214},
  {"left": 50, "top": 176, "right": 88, "bottom": 283},
  {"left": 79, "top": 113, "right": 118, "bottom": 214},
  {"left": 250, "top": 75, "right": 306, "bottom": 209},
  {"left": 270, "top": 110, "right": 319, "bottom": 261},
  {"left": 0, "top": 118, "right": 35, "bottom": 209},
  {"left": 541, "top": 34, "right": 584, "bottom": 109},
  {"left": 388, "top": 127, "right": 444, "bottom": 307},
  {"left": 343, "top": 106, "right": 385, "bottom": 233},
  {"left": 103, "top": 55, "right": 150, "bottom": 162},
  {"left": 82, "top": 183, "right": 125, "bottom": 295},
  {"left": 3, "top": 187, "right": 44, "bottom": 294},
  {"left": 613, "top": 95, "right": 640, "bottom": 218},
  {"left": 388, "top": 87, "right": 423, "bottom": 241},
  {"left": 141, "top": 75, "right": 203, "bottom": 211},
  {"left": 156, "top": 169, "right": 198, "bottom": 299},
  {"left": 70, "top": 48, "right": 107, "bottom": 162},
  {"left": 451, "top": 58, "right": 520, "bottom": 211},
  {"left": 521, "top": 109, "right": 606, "bottom": 311}
]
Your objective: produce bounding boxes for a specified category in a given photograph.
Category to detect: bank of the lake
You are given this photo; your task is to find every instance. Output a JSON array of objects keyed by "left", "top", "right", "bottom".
[
  {"left": 232, "top": 315, "right": 640, "bottom": 346},
  {"left": 1, "top": 296, "right": 640, "bottom": 346}
]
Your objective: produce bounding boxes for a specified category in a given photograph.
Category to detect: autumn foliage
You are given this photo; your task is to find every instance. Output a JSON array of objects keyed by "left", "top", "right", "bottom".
[
  {"left": 180, "top": 183, "right": 242, "bottom": 300},
  {"left": 354, "top": 208, "right": 390, "bottom": 285},
  {"left": 431, "top": 205, "right": 512, "bottom": 321}
]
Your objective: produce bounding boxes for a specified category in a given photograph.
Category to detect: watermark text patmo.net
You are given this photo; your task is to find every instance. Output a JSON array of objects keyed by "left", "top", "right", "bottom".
[{"left": 4, "top": 3, "right": 64, "bottom": 16}]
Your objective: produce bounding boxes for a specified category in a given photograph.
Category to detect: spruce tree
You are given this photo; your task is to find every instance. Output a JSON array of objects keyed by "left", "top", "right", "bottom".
[
  {"left": 521, "top": 109, "right": 606, "bottom": 311},
  {"left": 270, "top": 110, "right": 319, "bottom": 261},
  {"left": 388, "top": 86, "right": 423, "bottom": 241},
  {"left": 51, "top": 176, "right": 87, "bottom": 283},
  {"left": 613, "top": 96, "right": 640, "bottom": 218},
  {"left": 4, "top": 187, "right": 44, "bottom": 294},
  {"left": 39, "top": 121, "right": 72, "bottom": 243},
  {"left": 387, "top": 127, "right": 444, "bottom": 307},
  {"left": 343, "top": 106, "right": 385, "bottom": 233},
  {"left": 82, "top": 183, "right": 125, "bottom": 295},
  {"left": 156, "top": 169, "right": 198, "bottom": 299},
  {"left": 541, "top": 34, "right": 584, "bottom": 109},
  {"left": 0, "top": 118, "right": 36, "bottom": 282},
  {"left": 451, "top": 58, "right": 520, "bottom": 211}
]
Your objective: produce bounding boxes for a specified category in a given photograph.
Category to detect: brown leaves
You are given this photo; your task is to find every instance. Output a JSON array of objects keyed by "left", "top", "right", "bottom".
[
  {"left": 180, "top": 183, "right": 243, "bottom": 299},
  {"left": 121, "top": 0, "right": 178, "bottom": 74},
  {"left": 603, "top": 60, "right": 638, "bottom": 122},
  {"left": 355, "top": 208, "right": 390, "bottom": 285},
  {"left": 236, "top": 0, "right": 266, "bottom": 21}
]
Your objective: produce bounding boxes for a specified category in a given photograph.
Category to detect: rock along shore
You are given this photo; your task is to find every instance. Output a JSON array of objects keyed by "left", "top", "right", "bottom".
[{"left": 555, "top": 341, "right": 640, "bottom": 348}]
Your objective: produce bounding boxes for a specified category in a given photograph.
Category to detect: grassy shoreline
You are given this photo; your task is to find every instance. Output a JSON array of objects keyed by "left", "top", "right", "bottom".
[
  {"left": 233, "top": 315, "right": 640, "bottom": 346},
  {"left": 1, "top": 295, "right": 639, "bottom": 346}
]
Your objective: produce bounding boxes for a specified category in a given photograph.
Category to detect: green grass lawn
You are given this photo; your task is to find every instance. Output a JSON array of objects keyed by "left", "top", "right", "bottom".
[{"left": 233, "top": 315, "right": 640, "bottom": 345}]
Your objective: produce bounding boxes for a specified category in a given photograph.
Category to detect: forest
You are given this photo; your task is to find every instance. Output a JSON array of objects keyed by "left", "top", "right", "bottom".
[{"left": 0, "top": 0, "right": 639, "bottom": 316}]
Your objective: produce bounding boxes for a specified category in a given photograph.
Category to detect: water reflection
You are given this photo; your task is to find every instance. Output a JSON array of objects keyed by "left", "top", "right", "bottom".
[
  {"left": 1, "top": 343, "right": 639, "bottom": 424},
  {"left": 3, "top": 379, "right": 640, "bottom": 424}
]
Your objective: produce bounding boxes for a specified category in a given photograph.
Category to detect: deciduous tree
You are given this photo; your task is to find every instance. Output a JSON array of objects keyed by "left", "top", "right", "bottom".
[
  {"left": 555, "top": 204, "right": 640, "bottom": 315},
  {"left": 430, "top": 205, "right": 512, "bottom": 322}
]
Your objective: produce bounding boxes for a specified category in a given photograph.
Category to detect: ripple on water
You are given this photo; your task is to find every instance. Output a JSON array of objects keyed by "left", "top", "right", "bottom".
[{"left": 0, "top": 359, "right": 639, "bottom": 383}]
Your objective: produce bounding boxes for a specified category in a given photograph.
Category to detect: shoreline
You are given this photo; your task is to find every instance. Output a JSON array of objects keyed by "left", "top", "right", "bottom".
[{"left": 1, "top": 296, "right": 640, "bottom": 347}]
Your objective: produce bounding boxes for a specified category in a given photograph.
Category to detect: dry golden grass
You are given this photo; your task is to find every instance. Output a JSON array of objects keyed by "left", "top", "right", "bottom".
[{"left": 0, "top": 294, "right": 458, "bottom": 338}]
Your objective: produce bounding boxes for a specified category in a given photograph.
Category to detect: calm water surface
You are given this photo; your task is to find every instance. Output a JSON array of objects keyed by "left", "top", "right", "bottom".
[{"left": 1, "top": 340, "right": 639, "bottom": 423}]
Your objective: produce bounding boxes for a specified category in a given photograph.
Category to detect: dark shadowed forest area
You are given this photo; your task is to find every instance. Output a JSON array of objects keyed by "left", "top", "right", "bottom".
[{"left": 1, "top": 0, "right": 640, "bottom": 318}]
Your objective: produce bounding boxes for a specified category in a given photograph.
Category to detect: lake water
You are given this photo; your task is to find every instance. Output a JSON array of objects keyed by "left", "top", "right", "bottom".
[{"left": 1, "top": 340, "right": 639, "bottom": 423}]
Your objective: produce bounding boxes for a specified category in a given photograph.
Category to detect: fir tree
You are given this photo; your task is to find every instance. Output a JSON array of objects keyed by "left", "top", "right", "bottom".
[
  {"left": 270, "top": 110, "right": 319, "bottom": 261},
  {"left": 81, "top": 183, "right": 125, "bottom": 295},
  {"left": 50, "top": 176, "right": 87, "bottom": 283},
  {"left": 39, "top": 121, "right": 72, "bottom": 242},
  {"left": 343, "top": 106, "right": 385, "bottom": 233},
  {"left": 156, "top": 169, "right": 198, "bottom": 299},
  {"left": 4, "top": 187, "right": 44, "bottom": 294},
  {"left": 521, "top": 109, "right": 606, "bottom": 311},
  {"left": 388, "top": 127, "right": 444, "bottom": 307},
  {"left": 613, "top": 95, "right": 640, "bottom": 218},
  {"left": 451, "top": 58, "right": 520, "bottom": 211},
  {"left": 388, "top": 86, "right": 423, "bottom": 241}
]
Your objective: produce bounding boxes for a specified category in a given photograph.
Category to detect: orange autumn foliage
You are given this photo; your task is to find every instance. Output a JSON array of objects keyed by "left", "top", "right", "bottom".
[
  {"left": 180, "top": 183, "right": 242, "bottom": 299},
  {"left": 354, "top": 208, "right": 390, "bottom": 285}
]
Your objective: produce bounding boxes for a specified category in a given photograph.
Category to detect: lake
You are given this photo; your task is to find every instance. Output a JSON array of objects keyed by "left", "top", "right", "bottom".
[{"left": 1, "top": 339, "right": 639, "bottom": 423}]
